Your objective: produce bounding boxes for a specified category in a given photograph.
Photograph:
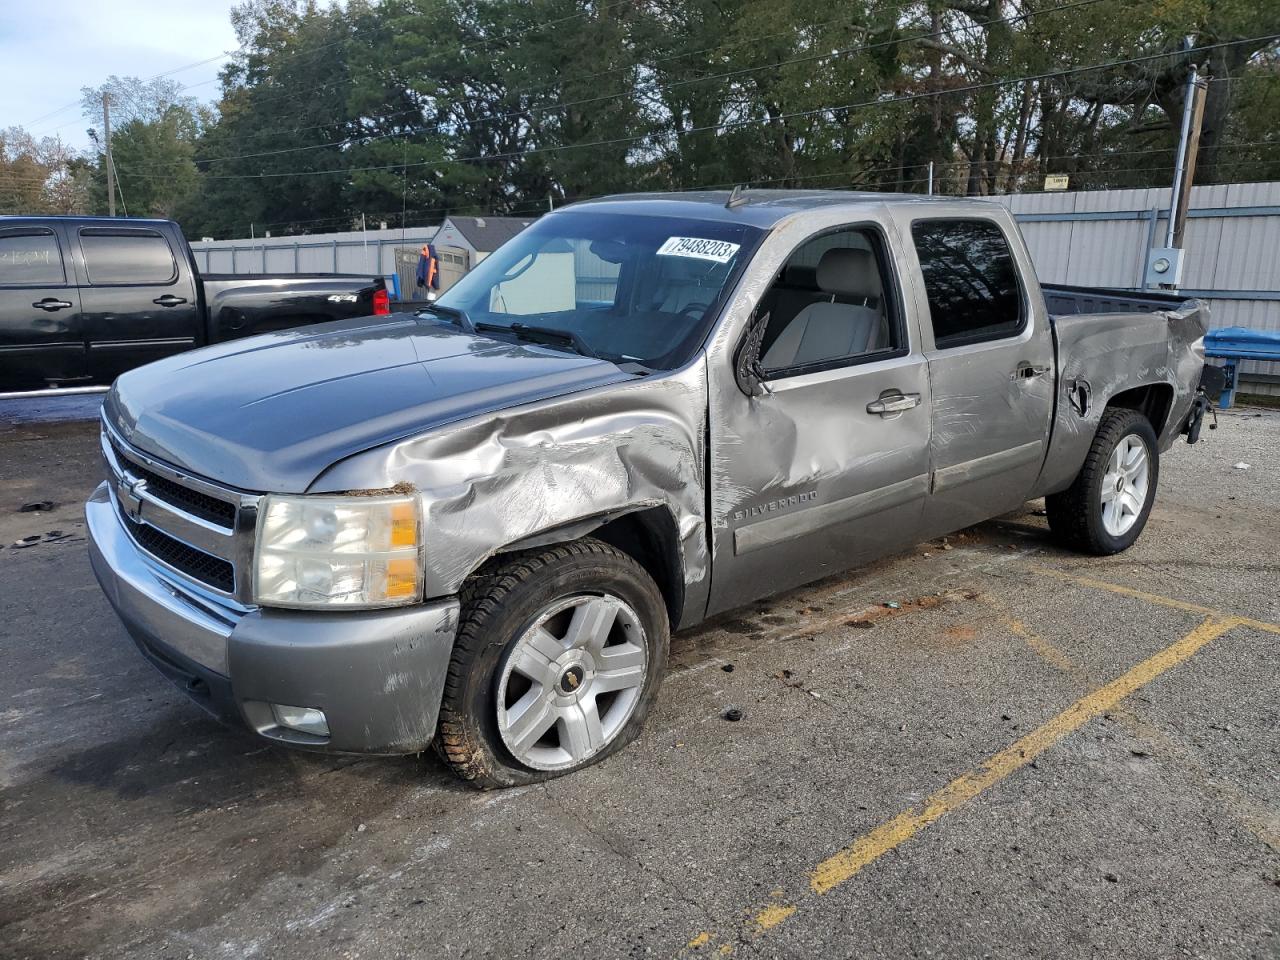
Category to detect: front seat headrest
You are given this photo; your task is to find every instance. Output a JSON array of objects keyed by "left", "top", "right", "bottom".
[{"left": 815, "top": 247, "right": 881, "bottom": 300}]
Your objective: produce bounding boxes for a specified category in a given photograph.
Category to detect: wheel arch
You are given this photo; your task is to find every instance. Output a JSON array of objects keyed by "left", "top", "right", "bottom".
[
  {"left": 487, "top": 505, "right": 686, "bottom": 629},
  {"left": 1103, "top": 381, "right": 1175, "bottom": 436}
]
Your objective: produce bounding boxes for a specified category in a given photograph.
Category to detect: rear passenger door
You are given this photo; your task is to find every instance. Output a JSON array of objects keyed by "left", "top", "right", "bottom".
[
  {"left": 909, "top": 217, "right": 1054, "bottom": 533},
  {"left": 74, "top": 226, "right": 201, "bottom": 383},
  {"left": 0, "top": 223, "right": 86, "bottom": 390}
]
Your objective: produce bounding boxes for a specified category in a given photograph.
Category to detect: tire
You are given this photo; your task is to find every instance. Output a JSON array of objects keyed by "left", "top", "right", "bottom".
[
  {"left": 434, "top": 537, "right": 669, "bottom": 789},
  {"left": 1046, "top": 408, "right": 1159, "bottom": 555}
]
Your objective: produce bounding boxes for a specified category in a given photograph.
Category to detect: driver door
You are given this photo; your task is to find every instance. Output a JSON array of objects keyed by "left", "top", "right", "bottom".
[{"left": 706, "top": 223, "right": 932, "bottom": 616}]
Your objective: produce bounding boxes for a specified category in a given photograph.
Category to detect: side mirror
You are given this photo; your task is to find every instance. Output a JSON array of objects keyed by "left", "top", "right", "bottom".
[{"left": 733, "top": 311, "right": 772, "bottom": 397}]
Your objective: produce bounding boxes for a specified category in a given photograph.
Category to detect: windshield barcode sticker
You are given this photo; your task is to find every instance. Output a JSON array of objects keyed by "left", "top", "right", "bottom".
[{"left": 656, "top": 237, "right": 741, "bottom": 264}]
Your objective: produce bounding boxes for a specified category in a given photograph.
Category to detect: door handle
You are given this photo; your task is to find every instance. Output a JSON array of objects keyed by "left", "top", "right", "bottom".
[
  {"left": 32, "top": 298, "right": 73, "bottom": 311},
  {"left": 866, "top": 392, "right": 922, "bottom": 416},
  {"left": 1012, "top": 363, "right": 1051, "bottom": 381},
  {"left": 152, "top": 295, "right": 188, "bottom": 307}
]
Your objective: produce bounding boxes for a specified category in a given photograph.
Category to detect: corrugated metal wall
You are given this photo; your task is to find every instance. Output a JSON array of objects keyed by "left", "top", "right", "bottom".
[
  {"left": 994, "top": 181, "right": 1280, "bottom": 393},
  {"left": 189, "top": 227, "right": 441, "bottom": 297},
  {"left": 187, "top": 183, "right": 1280, "bottom": 394}
]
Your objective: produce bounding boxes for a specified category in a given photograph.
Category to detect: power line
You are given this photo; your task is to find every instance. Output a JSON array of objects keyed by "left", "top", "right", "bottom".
[
  {"left": 22, "top": 30, "right": 377, "bottom": 139},
  {"left": 216, "top": 1, "right": 885, "bottom": 136},
  {"left": 29, "top": 0, "right": 637, "bottom": 137},
  {"left": 18, "top": 138, "right": 1266, "bottom": 199},
  {"left": 21, "top": 51, "right": 239, "bottom": 131},
  {"left": 463, "top": 0, "right": 636, "bottom": 49},
  {"left": 125, "top": 0, "right": 1112, "bottom": 171},
  {"left": 113, "top": 33, "right": 1280, "bottom": 184}
]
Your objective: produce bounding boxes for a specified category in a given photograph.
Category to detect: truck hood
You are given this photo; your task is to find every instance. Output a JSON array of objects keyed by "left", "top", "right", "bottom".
[{"left": 104, "top": 314, "right": 633, "bottom": 493}]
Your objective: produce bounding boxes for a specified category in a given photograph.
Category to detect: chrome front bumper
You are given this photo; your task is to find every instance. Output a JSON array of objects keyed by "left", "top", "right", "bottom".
[{"left": 87, "top": 482, "right": 460, "bottom": 754}]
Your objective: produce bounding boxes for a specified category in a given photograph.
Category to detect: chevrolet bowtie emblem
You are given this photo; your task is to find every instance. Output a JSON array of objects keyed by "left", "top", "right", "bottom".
[
  {"left": 117, "top": 477, "right": 147, "bottom": 522},
  {"left": 559, "top": 665, "right": 586, "bottom": 694}
]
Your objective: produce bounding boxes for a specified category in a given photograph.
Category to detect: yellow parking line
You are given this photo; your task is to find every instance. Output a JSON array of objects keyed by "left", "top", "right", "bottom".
[
  {"left": 749, "top": 903, "right": 796, "bottom": 932},
  {"left": 682, "top": 615, "right": 1242, "bottom": 953},
  {"left": 1028, "top": 565, "right": 1280, "bottom": 635},
  {"left": 1001, "top": 610, "right": 1280, "bottom": 857},
  {"left": 1005, "top": 617, "right": 1081, "bottom": 677}
]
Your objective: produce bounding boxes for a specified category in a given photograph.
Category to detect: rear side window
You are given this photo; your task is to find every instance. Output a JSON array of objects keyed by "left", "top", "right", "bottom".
[
  {"left": 80, "top": 229, "right": 177, "bottom": 284},
  {"left": 910, "top": 219, "right": 1024, "bottom": 348},
  {"left": 0, "top": 229, "right": 65, "bottom": 285}
]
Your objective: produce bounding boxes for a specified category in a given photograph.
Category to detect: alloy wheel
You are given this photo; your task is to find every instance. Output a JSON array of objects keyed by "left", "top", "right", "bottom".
[
  {"left": 496, "top": 594, "right": 648, "bottom": 771},
  {"left": 1100, "top": 435, "right": 1150, "bottom": 537}
]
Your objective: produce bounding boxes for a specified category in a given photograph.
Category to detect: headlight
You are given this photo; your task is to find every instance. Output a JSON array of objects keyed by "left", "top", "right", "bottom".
[{"left": 253, "top": 494, "right": 422, "bottom": 609}]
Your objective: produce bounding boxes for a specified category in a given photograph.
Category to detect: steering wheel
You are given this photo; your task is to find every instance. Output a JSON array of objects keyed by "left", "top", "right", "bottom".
[{"left": 677, "top": 302, "right": 711, "bottom": 321}]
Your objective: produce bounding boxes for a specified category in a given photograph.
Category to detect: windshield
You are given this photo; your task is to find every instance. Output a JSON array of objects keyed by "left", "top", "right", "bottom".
[{"left": 433, "top": 211, "right": 763, "bottom": 368}]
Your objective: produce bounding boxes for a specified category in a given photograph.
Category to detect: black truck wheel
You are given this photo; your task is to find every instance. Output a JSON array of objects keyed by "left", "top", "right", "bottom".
[
  {"left": 434, "top": 538, "right": 669, "bottom": 788},
  {"left": 1046, "top": 408, "right": 1159, "bottom": 555}
]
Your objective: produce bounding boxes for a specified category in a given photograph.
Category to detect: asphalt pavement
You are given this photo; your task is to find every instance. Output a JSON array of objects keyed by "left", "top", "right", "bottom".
[{"left": 1, "top": 400, "right": 1277, "bottom": 960}]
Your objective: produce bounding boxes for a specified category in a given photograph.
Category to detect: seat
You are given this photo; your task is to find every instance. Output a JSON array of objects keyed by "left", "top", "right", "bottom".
[{"left": 761, "top": 247, "right": 887, "bottom": 370}]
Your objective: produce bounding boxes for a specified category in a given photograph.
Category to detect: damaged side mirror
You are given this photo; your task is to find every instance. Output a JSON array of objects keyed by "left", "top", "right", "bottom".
[{"left": 734, "top": 310, "right": 772, "bottom": 398}]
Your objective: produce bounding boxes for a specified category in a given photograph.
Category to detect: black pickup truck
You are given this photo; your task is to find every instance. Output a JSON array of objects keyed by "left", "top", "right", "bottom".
[{"left": 0, "top": 216, "right": 390, "bottom": 391}]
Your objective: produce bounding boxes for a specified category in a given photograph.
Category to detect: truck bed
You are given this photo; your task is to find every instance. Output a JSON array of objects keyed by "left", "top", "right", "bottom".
[
  {"left": 199, "top": 273, "right": 381, "bottom": 283},
  {"left": 1042, "top": 283, "right": 1190, "bottom": 317}
]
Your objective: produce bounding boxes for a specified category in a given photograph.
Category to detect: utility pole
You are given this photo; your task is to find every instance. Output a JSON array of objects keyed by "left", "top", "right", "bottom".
[
  {"left": 1168, "top": 64, "right": 1208, "bottom": 251},
  {"left": 102, "top": 92, "right": 116, "bottom": 217},
  {"left": 1147, "top": 54, "right": 1209, "bottom": 291}
]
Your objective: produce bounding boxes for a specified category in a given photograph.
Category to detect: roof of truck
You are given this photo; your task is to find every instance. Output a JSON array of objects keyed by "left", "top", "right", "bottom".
[
  {"left": 0, "top": 215, "right": 174, "bottom": 225},
  {"left": 569, "top": 189, "right": 1002, "bottom": 228}
]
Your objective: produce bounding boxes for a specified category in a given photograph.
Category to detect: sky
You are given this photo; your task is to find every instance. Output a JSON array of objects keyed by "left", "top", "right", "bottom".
[{"left": 0, "top": 0, "right": 241, "bottom": 152}]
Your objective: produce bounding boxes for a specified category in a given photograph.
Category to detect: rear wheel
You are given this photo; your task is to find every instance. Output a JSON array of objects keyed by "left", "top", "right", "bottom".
[
  {"left": 434, "top": 538, "right": 669, "bottom": 788},
  {"left": 1046, "top": 408, "right": 1159, "bottom": 555}
]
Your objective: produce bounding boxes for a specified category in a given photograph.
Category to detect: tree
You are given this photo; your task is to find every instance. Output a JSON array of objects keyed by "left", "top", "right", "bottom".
[
  {"left": 79, "top": 76, "right": 205, "bottom": 217},
  {"left": 159, "top": 0, "right": 1280, "bottom": 235},
  {"left": 0, "top": 127, "right": 91, "bottom": 215},
  {"left": 180, "top": 0, "right": 377, "bottom": 238}
]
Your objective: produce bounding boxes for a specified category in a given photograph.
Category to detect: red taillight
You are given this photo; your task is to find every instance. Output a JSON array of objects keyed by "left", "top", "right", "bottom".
[{"left": 373, "top": 288, "right": 390, "bottom": 315}]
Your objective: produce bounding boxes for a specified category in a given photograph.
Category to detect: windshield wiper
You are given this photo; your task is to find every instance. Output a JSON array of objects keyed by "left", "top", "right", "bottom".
[
  {"left": 475, "top": 321, "right": 596, "bottom": 359},
  {"left": 417, "top": 302, "right": 475, "bottom": 333}
]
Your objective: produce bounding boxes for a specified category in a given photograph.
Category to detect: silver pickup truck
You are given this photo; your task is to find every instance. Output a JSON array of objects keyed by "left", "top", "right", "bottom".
[{"left": 86, "top": 191, "right": 1211, "bottom": 787}]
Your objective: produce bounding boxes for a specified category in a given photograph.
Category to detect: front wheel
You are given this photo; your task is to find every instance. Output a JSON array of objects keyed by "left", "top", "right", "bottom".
[
  {"left": 1046, "top": 408, "right": 1159, "bottom": 555},
  {"left": 434, "top": 538, "right": 669, "bottom": 788}
]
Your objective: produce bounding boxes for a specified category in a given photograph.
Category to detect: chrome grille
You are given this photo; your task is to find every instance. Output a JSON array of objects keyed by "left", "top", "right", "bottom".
[
  {"left": 102, "top": 419, "right": 259, "bottom": 604},
  {"left": 129, "top": 522, "right": 236, "bottom": 592},
  {"left": 108, "top": 439, "right": 237, "bottom": 528}
]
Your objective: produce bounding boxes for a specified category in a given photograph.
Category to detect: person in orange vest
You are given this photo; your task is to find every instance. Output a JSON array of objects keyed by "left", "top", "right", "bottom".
[{"left": 416, "top": 243, "right": 441, "bottom": 294}]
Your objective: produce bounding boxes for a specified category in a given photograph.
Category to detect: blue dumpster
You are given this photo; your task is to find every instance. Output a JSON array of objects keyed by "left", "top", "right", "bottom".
[{"left": 1204, "top": 327, "right": 1280, "bottom": 409}]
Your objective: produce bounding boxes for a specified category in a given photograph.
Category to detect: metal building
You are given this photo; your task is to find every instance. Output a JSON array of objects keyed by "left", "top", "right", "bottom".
[{"left": 997, "top": 180, "right": 1280, "bottom": 395}]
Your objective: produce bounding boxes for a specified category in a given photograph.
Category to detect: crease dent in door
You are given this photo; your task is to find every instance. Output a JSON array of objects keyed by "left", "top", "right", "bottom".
[
  {"left": 735, "top": 472, "right": 929, "bottom": 554},
  {"left": 931, "top": 439, "right": 1044, "bottom": 493}
]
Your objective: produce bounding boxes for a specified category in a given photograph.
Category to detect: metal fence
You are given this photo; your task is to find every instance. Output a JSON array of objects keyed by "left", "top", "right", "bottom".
[
  {"left": 995, "top": 181, "right": 1280, "bottom": 395},
  {"left": 190, "top": 227, "right": 440, "bottom": 298},
  {"left": 187, "top": 182, "right": 1280, "bottom": 394}
]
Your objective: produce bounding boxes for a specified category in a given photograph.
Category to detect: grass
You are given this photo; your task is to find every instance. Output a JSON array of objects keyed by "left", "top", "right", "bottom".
[{"left": 1237, "top": 392, "right": 1280, "bottom": 410}]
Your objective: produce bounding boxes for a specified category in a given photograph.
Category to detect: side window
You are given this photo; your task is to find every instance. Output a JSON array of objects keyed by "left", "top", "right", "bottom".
[
  {"left": 80, "top": 229, "right": 177, "bottom": 285},
  {"left": 757, "top": 227, "right": 898, "bottom": 376},
  {"left": 910, "top": 219, "right": 1024, "bottom": 348},
  {"left": 0, "top": 229, "right": 65, "bottom": 285}
]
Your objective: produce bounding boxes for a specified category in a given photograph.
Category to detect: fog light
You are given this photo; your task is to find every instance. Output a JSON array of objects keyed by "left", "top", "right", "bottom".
[{"left": 271, "top": 703, "right": 330, "bottom": 736}]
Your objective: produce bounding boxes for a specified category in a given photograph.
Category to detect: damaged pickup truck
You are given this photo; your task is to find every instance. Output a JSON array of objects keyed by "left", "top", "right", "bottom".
[{"left": 87, "top": 191, "right": 1211, "bottom": 786}]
